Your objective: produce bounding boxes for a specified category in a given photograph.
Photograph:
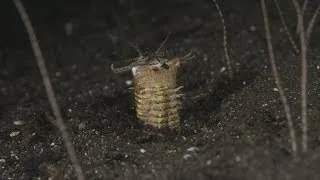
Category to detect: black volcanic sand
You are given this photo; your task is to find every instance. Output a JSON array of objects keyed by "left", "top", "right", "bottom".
[{"left": 1, "top": 0, "right": 320, "bottom": 179}]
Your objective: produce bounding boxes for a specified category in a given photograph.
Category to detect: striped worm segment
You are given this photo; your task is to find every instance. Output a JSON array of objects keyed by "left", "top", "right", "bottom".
[{"left": 132, "top": 58, "right": 182, "bottom": 129}]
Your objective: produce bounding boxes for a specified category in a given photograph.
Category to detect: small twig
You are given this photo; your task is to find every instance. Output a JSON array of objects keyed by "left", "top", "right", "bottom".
[
  {"left": 212, "top": 0, "right": 233, "bottom": 79},
  {"left": 295, "top": 0, "right": 307, "bottom": 34},
  {"left": 302, "top": 0, "right": 309, "bottom": 16},
  {"left": 296, "top": 0, "right": 308, "bottom": 34},
  {"left": 273, "top": 0, "right": 300, "bottom": 54},
  {"left": 305, "top": 5, "right": 320, "bottom": 44},
  {"left": 292, "top": 0, "right": 309, "bottom": 153},
  {"left": 260, "top": 0, "right": 298, "bottom": 157},
  {"left": 12, "top": 0, "right": 85, "bottom": 179}
]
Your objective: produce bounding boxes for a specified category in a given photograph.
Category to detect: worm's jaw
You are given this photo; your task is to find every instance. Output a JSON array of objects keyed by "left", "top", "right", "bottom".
[{"left": 131, "top": 57, "right": 173, "bottom": 76}]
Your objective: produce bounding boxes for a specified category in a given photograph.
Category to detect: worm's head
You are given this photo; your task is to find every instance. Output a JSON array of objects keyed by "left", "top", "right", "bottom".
[
  {"left": 111, "top": 51, "right": 194, "bottom": 75},
  {"left": 111, "top": 34, "right": 195, "bottom": 74}
]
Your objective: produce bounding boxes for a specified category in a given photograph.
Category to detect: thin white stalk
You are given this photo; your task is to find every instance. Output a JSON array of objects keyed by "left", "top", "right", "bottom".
[
  {"left": 292, "top": 0, "right": 308, "bottom": 153},
  {"left": 212, "top": 0, "right": 233, "bottom": 79},
  {"left": 261, "top": 0, "right": 297, "bottom": 157},
  {"left": 12, "top": 0, "right": 85, "bottom": 179},
  {"left": 305, "top": 5, "right": 320, "bottom": 44},
  {"left": 273, "top": 0, "right": 299, "bottom": 54}
]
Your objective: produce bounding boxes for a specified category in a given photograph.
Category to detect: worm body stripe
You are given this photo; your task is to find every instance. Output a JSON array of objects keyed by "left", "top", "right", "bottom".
[{"left": 132, "top": 58, "right": 182, "bottom": 129}]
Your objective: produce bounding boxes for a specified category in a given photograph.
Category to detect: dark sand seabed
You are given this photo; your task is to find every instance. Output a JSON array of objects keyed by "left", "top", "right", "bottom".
[{"left": 1, "top": 0, "right": 320, "bottom": 179}]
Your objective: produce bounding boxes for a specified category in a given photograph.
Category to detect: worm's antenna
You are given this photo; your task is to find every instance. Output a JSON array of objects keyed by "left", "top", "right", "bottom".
[
  {"left": 129, "top": 41, "right": 144, "bottom": 57},
  {"left": 180, "top": 52, "right": 195, "bottom": 61},
  {"left": 155, "top": 32, "right": 171, "bottom": 54},
  {"left": 111, "top": 63, "right": 136, "bottom": 73}
]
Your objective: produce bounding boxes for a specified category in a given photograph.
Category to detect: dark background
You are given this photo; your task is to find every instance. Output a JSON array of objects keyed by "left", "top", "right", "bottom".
[{"left": 1, "top": 0, "right": 320, "bottom": 179}]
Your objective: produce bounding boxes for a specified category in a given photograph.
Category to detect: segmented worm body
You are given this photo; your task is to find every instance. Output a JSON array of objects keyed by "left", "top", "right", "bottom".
[
  {"left": 111, "top": 36, "right": 194, "bottom": 129},
  {"left": 132, "top": 58, "right": 182, "bottom": 128}
]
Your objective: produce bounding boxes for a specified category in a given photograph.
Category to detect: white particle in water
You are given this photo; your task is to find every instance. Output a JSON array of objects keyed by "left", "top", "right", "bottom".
[
  {"left": 10, "top": 131, "right": 20, "bottom": 137},
  {"left": 220, "top": 67, "right": 226, "bottom": 73},
  {"left": 64, "top": 22, "right": 73, "bottom": 36},
  {"left": 183, "top": 154, "right": 192, "bottom": 160},
  {"left": 203, "top": 54, "right": 208, "bottom": 61},
  {"left": 235, "top": 156, "right": 241, "bottom": 162},
  {"left": 13, "top": 120, "right": 25, "bottom": 126},
  {"left": 140, "top": 149, "right": 146, "bottom": 153},
  {"left": 126, "top": 80, "right": 133, "bottom": 86},
  {"left": 249, "top": 25, "right": 256, "bottom": 32},
  {"left": 187, "top": 147, "right": 199, "bottom": 152},
  {"left": 10, "top": 152, "right": 19, "bottom": 160}
]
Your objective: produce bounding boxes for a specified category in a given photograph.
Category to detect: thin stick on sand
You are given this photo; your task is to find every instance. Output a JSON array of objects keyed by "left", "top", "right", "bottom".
[
  {"left": 212, "top": 0, "right": 233, "bottom": 79},
  {"left": 292, "top": 0, "right": 308, "bottom": 153},
  {"left": 12, "top": 0, "right": 85, "bottom": 179},
  {"left": 260, "top": 0, "right": 297, "bottom": 157},
  {"left": 305, "top": 5, "right": 320, "bottom": 44},
  {"left": 273, "top": 0, "right": 299, "bottom": 54}
]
